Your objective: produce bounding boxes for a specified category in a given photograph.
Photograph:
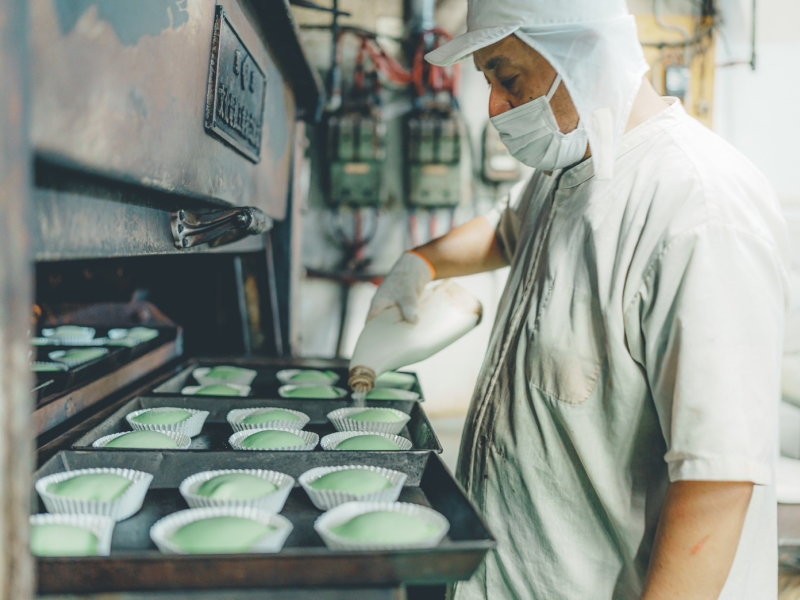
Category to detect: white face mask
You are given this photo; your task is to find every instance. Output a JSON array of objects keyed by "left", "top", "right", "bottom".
[{"left": 490, "top": 74, "right": 588, "bottom": 171}]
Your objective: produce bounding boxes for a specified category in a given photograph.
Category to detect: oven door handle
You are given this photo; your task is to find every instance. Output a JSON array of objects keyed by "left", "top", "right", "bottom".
[{"left": 170, "top": 206, "right": 273, "bottom": 249}]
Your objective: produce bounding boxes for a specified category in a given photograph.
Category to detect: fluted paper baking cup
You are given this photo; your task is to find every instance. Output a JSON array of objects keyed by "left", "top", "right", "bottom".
[
  {"left": 48, "top": 347, "right": 109, "bottom": 367},
  {"left": 180, "top": 383, "right": 251, "bottom": 397},
  {"left": 179, "top": 469, "right": 295, "bottom": 512},
  {"left": 227, "top": 407, "right": 310, "bottom": 432},
  {"left": 278, "top": 384, "right": 348, "bottom": 399},
  {"left": 327, "top": 407, "right": 411, "bottom": 435},
  {"left": 314, "top": 501, "right": 449, "bottom": 551},
  {"left": 299, "top": 465, "right": 407, "bottom": 511},
  {"left": 228, "top": 427, "right": 319, "bottom": 452},
  {"left": 192, "top": 366, "right": 257, "bottom": 387},
  {"left": 150, "top": 506, "right": 293, "bottom": 555},
  {"left": 126, "top": 407, "right": 210, "bottom": 437},
  {"left": 30, "top": 513, "right": 115, "bottom": 557},
  {"left": 320, "top": 431, "right": 413, "bottom": 451},
  {"left": 35, "top": 468, "right": 153, "bottom": 522},
  {"left": 41, "top": 327, "right": 96, "bottom": 345},
  {"left": 92, "top": 430, "right": 191, "bottom": 450},
  {"left": 276, "top": 369, "right": 340, "bottom": 386}
]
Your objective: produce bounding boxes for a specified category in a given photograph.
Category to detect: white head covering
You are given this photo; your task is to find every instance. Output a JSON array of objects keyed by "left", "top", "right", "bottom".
[{"left": 426, "top": 0, "right": 650, "bottom": 179}]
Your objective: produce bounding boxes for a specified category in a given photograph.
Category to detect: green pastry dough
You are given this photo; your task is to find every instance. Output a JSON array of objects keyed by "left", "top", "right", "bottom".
[
  {"left": 330, "top": 511, "right": 439, "bottom": 544},
  {"left": 349, "top": 409, "right": 404, "bottom": 423},
  {"left": 242, "top": 409, "right": 302, "bottom": 425},
  {"left": 47, "top": 473, "right": 132, "bottom": 502},
  {"left": 335, "top": 434, "right": 402, "bottom": 451},
  {"left": 282, "top": 386, "right": 343, "bottom": 399},
  {"left": 169, "top": 517, "right": 277, "bottom": 554},
  {"left": 203, "top": 366, "right": 252, "bottom": 382},
  {"left": 31, "top": 523, "right": 99, "bottom": 557},
  {"left": 193, "top": 384, "right": 242, "bottom": 397},
  {"left": 195, "top": 473, "right": 278, "bottom": 500},
  {"left": 310, "top": 469, "right": 393, "bottom": 495},
  {"left": 131, "top": 409, "right": 192, "bottom": 425},
  {"left": 105, "top": 430, "right": 179, "bottom": 449},
  {"left": 365, "top": 388, "right": 409, "bottom": 401},
  {"left": 51, "top": 326, "right": 92, "bottom": 338},
  {"left": 288, "top": 370, "right": 338, "bottom": 384},
  {"left": 241, "top": 430, "right": 306, "bottom": 450},
  {"left": 32, "top": 362, "right": 67, "bottom": 373},
  {"left": 374, "top": 372, "right": 416, "bottom": 390},
  {"left": 58, "top": 348, "right": 106, "bottom": 362}
]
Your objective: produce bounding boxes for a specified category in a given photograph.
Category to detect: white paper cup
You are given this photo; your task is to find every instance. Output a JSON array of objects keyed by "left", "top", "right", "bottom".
[
  {"left": 299, "top": 465, "right": 407, "bottom": 511},
  {"left": 30, "top": 513, "right": 116, "bottom": 557},
  {"left": 125, "top": 407, "right": 209, "bottom": 438},
  {"left": 327, "top": 407, "right": 411, "bottom": 436},
  {"left": 192, "top": 366, "right": 257, "bottom": 387},
  {"left": 314, "top": 501, "right": 449, "bottom": 551},
  {"left": 180, "top": 383, "right": 251, "bottom": 397},
  {"left": 48, "top": 347, "right": 109, "bottom": 367},
  {"left": 366, "top": 388, "right": 421, "bottom": 402},
  {"left": 150, "top": 506, "right": 293, "bottom": 555},
  {"left": 320, "top": 431, "right": 413, "bottom": 452},
  {"left": 41, "top": 326, "right": 96, "bottom": 345},
  {"left": 179, "top": 469, "right": 295, "bottom": 513},
  {"left": 228, "top": 427, "right": 319, "bottom": 452},
  {"left": 276, "top": 369, "right": 340, "bottom": 386},
  {"left": 278, "top": 384, "right": 348, "bottom": 399},
  {"left": 107, "top": 327, "right": 159, "bottom": 347},
  {"left": 227, "top": 407, "right": 310, "bottom": 432},
  {"left": 36, "top": 468, "right": 153, "bottom": 522},
  {"left": 92, "top": 430, "right": 191, "bottom": 450}
]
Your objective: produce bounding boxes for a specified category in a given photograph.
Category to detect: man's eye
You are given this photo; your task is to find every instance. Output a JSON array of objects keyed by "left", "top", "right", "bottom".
[{"left": 501, "top": 75, "right": 518, "bottom": 90}]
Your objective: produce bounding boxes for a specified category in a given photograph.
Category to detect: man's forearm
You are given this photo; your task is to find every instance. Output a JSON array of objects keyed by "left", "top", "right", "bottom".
[
  {"left": 642, "top": 480, "right": 753, "bottom": 600},
  {"left": 412, "top": 216, "right": 508, "bottom": 280}
]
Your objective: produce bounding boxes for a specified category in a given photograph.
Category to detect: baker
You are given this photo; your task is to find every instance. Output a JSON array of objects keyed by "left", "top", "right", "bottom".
[{"left": 365, "top": 0, "right": 790, "bottom": 597}]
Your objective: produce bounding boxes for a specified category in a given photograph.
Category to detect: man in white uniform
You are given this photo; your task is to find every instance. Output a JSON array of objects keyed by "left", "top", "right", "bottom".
[{"left": 365, "top": 0, "right": 790, "bottom": 598}]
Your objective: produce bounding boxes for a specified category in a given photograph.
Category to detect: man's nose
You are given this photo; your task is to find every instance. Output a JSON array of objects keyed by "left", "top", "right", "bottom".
[{"left": 488, "top": 87, "right": 512, "bottom": 119}]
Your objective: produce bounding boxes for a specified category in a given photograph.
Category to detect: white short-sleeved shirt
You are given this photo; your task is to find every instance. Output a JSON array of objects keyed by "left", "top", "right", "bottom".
[{"left": 454, "top": 100, "right": 790, "bottom": 600}]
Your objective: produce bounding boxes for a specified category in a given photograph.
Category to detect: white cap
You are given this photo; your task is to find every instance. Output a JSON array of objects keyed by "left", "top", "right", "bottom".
[{"left": 426, "top": 0, "right": 650, "bottom": 179}]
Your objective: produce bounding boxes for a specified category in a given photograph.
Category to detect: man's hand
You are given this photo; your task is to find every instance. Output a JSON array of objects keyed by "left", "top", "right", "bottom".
[
  {"left": 367, "top": 252, "right": 434, "bottom": 323},
  {"left": 642, "top": 480, "right": 754, "bottom": 600}
]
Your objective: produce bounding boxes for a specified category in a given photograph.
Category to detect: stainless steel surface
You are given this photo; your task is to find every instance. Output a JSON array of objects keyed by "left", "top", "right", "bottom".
[
  {"left": 170, "top": 206, "right": 273, "bottom": 249},
  {"left": 0, "top": 0, "right": 35, "bottom": 595},
  {"left": 30, "top": 0, "right": 299, "bottom": 218}
]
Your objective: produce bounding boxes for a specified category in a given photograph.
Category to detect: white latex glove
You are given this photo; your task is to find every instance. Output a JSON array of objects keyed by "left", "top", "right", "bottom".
[{"left": 367, "top": 252, "right": 435, "bottom": 323}]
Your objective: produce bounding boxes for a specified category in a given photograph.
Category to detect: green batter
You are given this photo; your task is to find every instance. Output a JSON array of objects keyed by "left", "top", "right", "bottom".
[
  {"left": 282, "top": 386, "right": 343, "bottom": 399},
  {"left": 335, "top": 435, "right": 402, "bottom": 451},
  {"left": 192, "top": 384, "right": 242, "bottom": 397},
  {"left": 287, "top": 370, "right": 338, "bottom": 384},
  {"left": 242, "top": 409, "right": 302, "bottom": 425},
  {"left": 203, "top": 366, "right": 252, "bottom": 382},
  {"left": 349, "top": 409, "right": 405, "bottom": 423},
  {"left": 169, "top": 516, "right": 277, "bottom": 554},
  {"left": 374, "top": 372, "right": 416, "bottom": 390},
  {"left": 105, "top": 430, "right": 179, "bottom": 449},
  {"left": 32, "top": 362, "right": 68, "bottom": 373},
  {"left": 195, "top": 473, "right": 278, "bottom": 500},
  {"left": 56, "top": 348, "right": 106, "bottom": 363},
  {"left": 330, "top": 511, "right": 439, "bottom": 545},
  {"left": 241, "top": 430, "right": 306, "bottom": 450},
  {"left": 366, "top": 389, "right": 410, "bottom": 401},
  {"left": 310, "top": 469, "right": 393, "bottom": 495},
  {"left": 31, "top": 523, "right": 100, "bottom": 557},
  {"left": 47, "top": 473, "right": 132, "bottom": 502},
  {"left": 49, "top": 326, "right": 92, "bottom": 338},
  {"left": 131, "top": 409, "right": 192, "bottom": 425}
]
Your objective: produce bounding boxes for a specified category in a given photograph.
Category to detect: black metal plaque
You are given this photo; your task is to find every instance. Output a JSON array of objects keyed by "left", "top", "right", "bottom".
[{"left": 205, "top": 6, "right": 268, "bottom": 163}]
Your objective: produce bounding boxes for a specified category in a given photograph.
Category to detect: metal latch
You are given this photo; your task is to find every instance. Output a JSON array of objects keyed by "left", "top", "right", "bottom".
[{"left": 170, "top": 206, "right": 273, "bottom": 249}]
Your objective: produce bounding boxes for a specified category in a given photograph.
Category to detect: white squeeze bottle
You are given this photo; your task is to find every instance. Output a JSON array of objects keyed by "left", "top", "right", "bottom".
[{"left": 349, "top": 280, "right": 483, "bottom": 394}]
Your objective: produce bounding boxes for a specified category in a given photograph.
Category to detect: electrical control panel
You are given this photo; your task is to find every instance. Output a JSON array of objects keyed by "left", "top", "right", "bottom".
[
  {"left": 405, "top": 112, "right": 462, "bottom": 208},
  {"left": 327, "top": 113, "right": 387, "bottom": 206},
  {"left": 482, "top": 121, "right": 522, "bottom": 183}
]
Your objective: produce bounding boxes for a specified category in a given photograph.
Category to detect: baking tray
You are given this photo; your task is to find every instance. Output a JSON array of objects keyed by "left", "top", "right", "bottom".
[
  {"left": 33, "top": 450, "right": 495, "bottom": 594},
  {"left": 70, "top": 396, "right": 442, "bottom": 454},
  {"left": 151, "top": 359, "right": 424, "bottom": 399}
]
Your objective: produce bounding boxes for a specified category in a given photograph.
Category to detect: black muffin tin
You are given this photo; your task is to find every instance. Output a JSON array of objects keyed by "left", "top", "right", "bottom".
[{"left": 70, "top": 396, "right": 442, "bottom": 454}]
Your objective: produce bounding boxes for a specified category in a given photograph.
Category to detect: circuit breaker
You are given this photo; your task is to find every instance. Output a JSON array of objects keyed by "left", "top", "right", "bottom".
[
  {"left": 327, "top": 113, "right": 386, "bottom": 206},
  {"left": 406, "top": 112, "right": 462, "bottom": 207}
]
